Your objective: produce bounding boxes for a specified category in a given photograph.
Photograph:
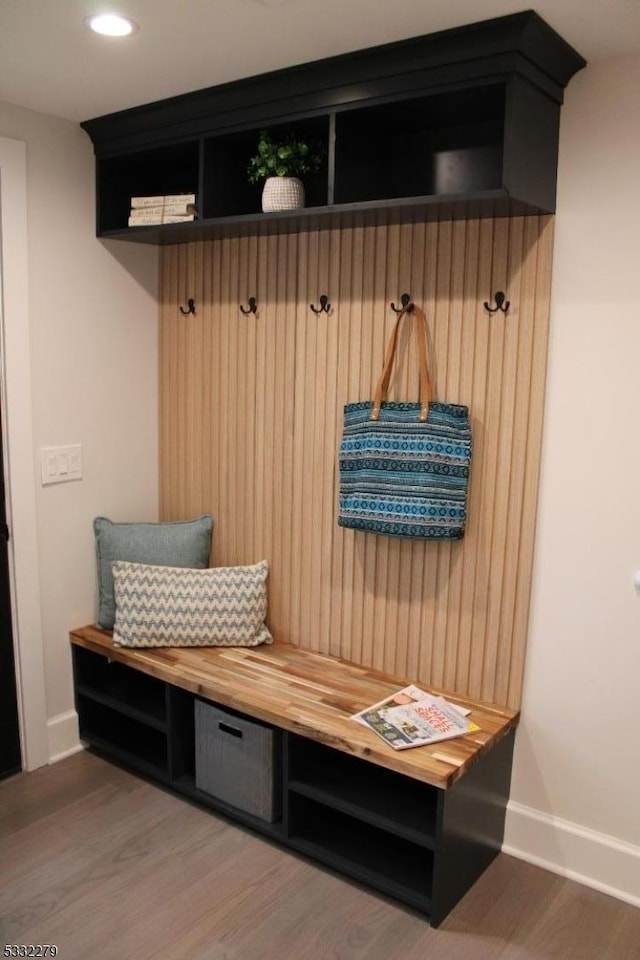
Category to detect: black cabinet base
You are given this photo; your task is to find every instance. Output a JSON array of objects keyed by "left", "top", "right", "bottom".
[{"left": 73, "top": 645, "right": 515, "bottom": 926}]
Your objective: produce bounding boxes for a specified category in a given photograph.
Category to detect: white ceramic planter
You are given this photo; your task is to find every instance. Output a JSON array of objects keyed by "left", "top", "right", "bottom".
[{"left": 261, "top": 176, "right": 305, "bottom": 212}]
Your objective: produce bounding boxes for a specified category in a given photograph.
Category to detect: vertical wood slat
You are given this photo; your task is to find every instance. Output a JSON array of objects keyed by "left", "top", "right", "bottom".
[
  {"left": 405, "top": 220, "right": 428, "bottom": 684},
  {"left": 454, "top": 218, "right": 481, "bottom": 696},
  {"left": 508, "top": 216, "right": 554, "bottom": 706},
  {"left": 158, "top": 215, "right": 553, "bottom": 709}
]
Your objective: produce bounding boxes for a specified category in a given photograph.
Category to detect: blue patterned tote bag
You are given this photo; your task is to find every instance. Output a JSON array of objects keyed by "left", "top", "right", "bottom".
[{"left": 338, "top": 304, "right": 472, "bottom": 539}]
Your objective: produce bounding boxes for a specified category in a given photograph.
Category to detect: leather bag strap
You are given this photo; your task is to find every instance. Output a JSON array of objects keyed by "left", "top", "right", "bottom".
[{"left": 371, "top": 304, "right": 432, "bottom": 421}]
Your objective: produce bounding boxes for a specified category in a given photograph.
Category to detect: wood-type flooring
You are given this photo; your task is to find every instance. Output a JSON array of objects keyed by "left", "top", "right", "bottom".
[{"left": 1, "top": 751, "right": 638, "bottom": 960}]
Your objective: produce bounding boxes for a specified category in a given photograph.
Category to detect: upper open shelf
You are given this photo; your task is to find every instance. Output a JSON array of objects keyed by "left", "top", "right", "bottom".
[{"left": 82, "top": 11, "right": 585, "bottom": 244}]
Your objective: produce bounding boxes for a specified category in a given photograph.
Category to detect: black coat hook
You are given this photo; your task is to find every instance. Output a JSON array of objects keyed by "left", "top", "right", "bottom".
[
  {"left": 179, "top": 298, "right": 196, "bottom": 316},
  {"left": 310, "top": 294, "right": 331, "bottom": 314},
  {"left": 484, "top": 291, "right": 510, "bottom": 314},
  {"left": 391, "top": 293, "right": 412, "bottom": 314},
  {"left": 239, "top": 297, "right": 258, "bottom": 315}
]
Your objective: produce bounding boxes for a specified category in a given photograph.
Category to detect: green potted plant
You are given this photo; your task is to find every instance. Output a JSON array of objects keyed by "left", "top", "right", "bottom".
[{"left": 247, "top": 130, "right": 323, "bottom": 212}]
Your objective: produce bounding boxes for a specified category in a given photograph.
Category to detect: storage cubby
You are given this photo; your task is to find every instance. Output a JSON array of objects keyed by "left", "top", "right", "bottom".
[
  {"left": 333, "top": 84, "right": 505, "bottom": 204},
  {"left": 76, "top": 694, "right": 169, "bottom": 776},
  {"left": 287, "top": 794, "right": 433, "bottom": 912},
  {"left": 287, "top": 735, "right": 437, "bottom": 846},
  {"left": 73, "top": 645, "right": 167, "bottom": 728},
  {"left": 97, "top": 140, "right": 200, "bottom": 232},
  {"left": 202, "top": 115, "right": 330, "bottom": 219}
]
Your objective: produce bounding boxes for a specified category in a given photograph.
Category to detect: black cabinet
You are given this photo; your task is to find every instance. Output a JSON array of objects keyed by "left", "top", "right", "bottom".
[
  {"left": 72, "top": 643, "right": 515, "bottom": 926},
  {"left": 81, "top": 12, "right": 585, "bottom": 244}
]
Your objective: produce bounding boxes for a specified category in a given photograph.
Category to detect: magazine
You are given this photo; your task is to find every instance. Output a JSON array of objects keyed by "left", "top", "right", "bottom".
[{"left": 351, "top": 685, "right": 478, "bottom": 751}]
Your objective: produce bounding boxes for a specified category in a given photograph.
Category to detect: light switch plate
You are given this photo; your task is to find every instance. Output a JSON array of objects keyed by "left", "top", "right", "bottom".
[{"left": 41, "top": 444, "right": 83, "bottom": 485}]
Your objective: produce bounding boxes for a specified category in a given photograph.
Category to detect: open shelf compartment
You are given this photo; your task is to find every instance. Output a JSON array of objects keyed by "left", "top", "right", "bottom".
[
  {"left": 73, "top": 645, "right": 167, "bottom": 728},
  {"left": 287, "top": 734, "right": 438, "bottom": 847},
  {"left": 97, "top": 140, "right": 200, "bottom": 232},
  {"left": 288, "top": 793, "right": 433, "bottom": 912},
  {"left": 202, "top": 115, "right": 330, "bottom": 219},
  {"left": 334, "top": 84, "right": 505, "bottom": 205},
  {"left": 77, "top": 694, "right": 169, "bottom": 777}
]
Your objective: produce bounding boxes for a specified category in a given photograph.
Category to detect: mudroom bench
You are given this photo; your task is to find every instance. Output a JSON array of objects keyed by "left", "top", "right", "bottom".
[{"left": 70, "top": 625, "right": 518, "bottom": 926}]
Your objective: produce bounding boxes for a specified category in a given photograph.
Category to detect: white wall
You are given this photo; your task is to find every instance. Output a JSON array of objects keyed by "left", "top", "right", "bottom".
[
  {"left": 0, "top": 101, "right": 159, "bottom": 763},
  {"left": 505, "top": 55, "right": 640, "bottom": 905}
]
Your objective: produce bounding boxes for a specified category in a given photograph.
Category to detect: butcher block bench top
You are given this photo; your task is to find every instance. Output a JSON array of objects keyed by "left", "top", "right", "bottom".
[{"left": 70, "top": 625, "right": 519, "bottom": 791}]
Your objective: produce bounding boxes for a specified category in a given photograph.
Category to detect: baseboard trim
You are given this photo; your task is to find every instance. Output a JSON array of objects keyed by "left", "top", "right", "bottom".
[
  {"left": 47, "top": 709, "right": 82, "bottom": 764},
  {"left": 504, "top": 800, "right": 640, "bottom": 909}
]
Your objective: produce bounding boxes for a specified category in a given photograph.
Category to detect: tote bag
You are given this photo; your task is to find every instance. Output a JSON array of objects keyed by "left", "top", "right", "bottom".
[{"left": 338, "top": 304, "right": 472, "bottom": 539}]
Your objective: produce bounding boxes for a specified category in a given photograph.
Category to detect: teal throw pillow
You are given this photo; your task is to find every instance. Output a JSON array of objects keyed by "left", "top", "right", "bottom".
[{"left": 93, "top": 514, "right": 214, "bottom": 630}]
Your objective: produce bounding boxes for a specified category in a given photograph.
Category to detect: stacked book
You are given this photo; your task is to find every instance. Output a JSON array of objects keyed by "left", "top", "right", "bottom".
[{"left": 128, "top": 194, "right": 197, "bottom": 226}]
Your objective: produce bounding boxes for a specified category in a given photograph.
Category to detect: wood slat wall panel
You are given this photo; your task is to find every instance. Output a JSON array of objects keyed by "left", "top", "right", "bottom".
[{"left": 158, "top": 216, "right": 553, "bottom": 708}]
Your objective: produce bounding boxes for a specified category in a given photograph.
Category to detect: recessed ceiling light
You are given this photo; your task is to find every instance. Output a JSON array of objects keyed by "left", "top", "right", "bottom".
[{"left": 86, "top": 13, "right": 138, "bottom": 37}]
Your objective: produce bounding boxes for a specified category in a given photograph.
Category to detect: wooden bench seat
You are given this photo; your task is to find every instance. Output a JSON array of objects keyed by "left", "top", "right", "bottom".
[{"left": 71, "top": 625, "right": 518, "bottom": 791}]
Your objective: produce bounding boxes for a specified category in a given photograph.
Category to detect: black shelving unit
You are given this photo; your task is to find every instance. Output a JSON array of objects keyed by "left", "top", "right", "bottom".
[
  {"left": 81, "top": 12, "right": 585, "bottom": 244},
  {"left": 72, "top": 643, "right": 516, "bottom": 926}
]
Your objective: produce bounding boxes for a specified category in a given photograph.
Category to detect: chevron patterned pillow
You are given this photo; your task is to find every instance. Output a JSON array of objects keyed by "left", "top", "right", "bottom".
[{"left": 112, "top": 560, "right": 273, "bottom": 647}]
